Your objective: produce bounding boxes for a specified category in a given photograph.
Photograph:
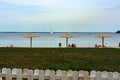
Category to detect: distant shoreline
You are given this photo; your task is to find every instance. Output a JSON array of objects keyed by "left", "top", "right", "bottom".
[{"left": 0, "top": 31, "right": 116, "bottom": 33}]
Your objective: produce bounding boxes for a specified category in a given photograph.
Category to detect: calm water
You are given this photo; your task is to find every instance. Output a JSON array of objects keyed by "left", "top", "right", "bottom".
[{"left": 0, "top": 32, "right": 120, "bottom": 48}]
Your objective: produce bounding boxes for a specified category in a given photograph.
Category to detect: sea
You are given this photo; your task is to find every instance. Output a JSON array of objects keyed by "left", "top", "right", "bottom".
[{"left": 0, "top": 32, "right": 120, "bottom": 48}]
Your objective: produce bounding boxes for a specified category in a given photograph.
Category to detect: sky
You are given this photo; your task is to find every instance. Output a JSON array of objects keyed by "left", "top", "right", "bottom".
[{"left": 0, "top": 0, "right": 120, "bottom": 32}]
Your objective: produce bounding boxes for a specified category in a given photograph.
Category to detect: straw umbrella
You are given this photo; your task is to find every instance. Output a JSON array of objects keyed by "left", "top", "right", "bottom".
[
  {"left": 23, "top": 34, "right": 39, "bottom": 48},
  {"left": 95, "top": 34, "right": 111, "bottom": 48},
  {"left": 60, "top": 34, "right": 76, "bottom": 47}
]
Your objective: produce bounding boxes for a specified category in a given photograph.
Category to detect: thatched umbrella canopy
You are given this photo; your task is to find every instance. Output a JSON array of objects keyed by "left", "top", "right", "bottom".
[
  {"left": 23, "top": 34, "right": 39, "bottom": 48},
  {"left": 95, "top": 34, "right": 111, "bottom": 48},
  {"left": 60, "top": 34, "right": 76, "bottom": 47}
]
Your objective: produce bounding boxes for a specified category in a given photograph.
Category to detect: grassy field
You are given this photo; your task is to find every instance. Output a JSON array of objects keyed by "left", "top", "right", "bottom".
[{"left": 0, "top": 48, "right": 120, "bottom": 72}]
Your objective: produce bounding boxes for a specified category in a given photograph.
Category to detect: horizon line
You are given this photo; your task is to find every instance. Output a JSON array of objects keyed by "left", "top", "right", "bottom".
[{"left": 0, "top": 31, "right": 116, "bottom": 33}]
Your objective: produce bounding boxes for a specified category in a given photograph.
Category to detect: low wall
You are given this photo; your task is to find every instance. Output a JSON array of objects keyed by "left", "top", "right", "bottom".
[{"left": 0, "top": 68, "right": 119, "bottom": 80}]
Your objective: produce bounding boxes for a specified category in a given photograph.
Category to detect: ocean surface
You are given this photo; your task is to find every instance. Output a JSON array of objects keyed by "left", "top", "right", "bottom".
[{"left": 0, "top": 32, "right": 120, "bottom": 48}]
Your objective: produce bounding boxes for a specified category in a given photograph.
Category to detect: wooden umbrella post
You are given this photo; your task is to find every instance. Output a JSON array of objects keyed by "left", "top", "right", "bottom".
[
  {"left": 23, "top": 34, "right": 39, "bottom": 48},
  {"left": 66, "top": 37, "right": 68, "bottom": 47},
  {"left": 95, "top": 34, "right": 111, "bottom": 48},
  {"left": 102, "top": 37, "right": 104, "bottom": 48},
  {"left": 30, "top": 37, "right": 32, "bottom": 48},
  {"left": 60, "top": 34, "right": 75, "bottom": 48}
]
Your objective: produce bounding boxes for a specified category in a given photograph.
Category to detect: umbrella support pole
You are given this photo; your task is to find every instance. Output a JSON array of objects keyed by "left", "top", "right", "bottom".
[
  {"left": 30, "top": 37, "right": 32, "bottom": 48},
  {"left": 102, "top": 37, "right": 104, "bottom": 48},
  {"left": 66, "top": 37, "right": 68, "bottom": 47}
]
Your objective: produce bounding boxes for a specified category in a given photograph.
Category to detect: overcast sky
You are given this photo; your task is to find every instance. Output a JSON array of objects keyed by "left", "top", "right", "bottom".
[{"left": 0, "top": 0, "right": 120, "bottom": 32}]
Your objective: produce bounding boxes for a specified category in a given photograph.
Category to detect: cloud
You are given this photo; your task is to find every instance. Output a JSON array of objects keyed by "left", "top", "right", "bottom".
[
  {"left": 21, "top": 15, "right": 80, "bottom": 23},
  {"left": 1, "top": 9, "right": 118, "bottom": 26},
  {"left": 1, "top": 0, "right": 120, "bottom": 14},
  {"left": 0, "top": 0, "right": 120, "bottom": 31}
]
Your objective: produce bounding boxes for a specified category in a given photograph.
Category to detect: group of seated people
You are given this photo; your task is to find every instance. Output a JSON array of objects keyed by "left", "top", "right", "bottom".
[
  {"left": 7, "top": 44, "right": 14, "bottom": 48},
  {"left": 68, "top": 43, "right": 76, "bottom": 48},
  {"left": 95, "top": 44, "right": 105, "bottom": 48}
]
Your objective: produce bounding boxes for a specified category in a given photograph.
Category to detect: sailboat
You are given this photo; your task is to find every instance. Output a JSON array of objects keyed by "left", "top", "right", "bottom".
[{"left": 50, "top": 28, "right": 53, "bottom": 35}]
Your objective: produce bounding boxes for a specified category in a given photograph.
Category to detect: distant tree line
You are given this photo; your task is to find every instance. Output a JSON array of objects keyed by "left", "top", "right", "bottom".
[{"left": 116, "top": 30, "right": 120, "bottom": 33}]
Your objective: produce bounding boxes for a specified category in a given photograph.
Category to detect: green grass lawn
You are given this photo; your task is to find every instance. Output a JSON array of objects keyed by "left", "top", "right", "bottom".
[{"left": 0, "top": 48, "right": 120, "bottom": 72}]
